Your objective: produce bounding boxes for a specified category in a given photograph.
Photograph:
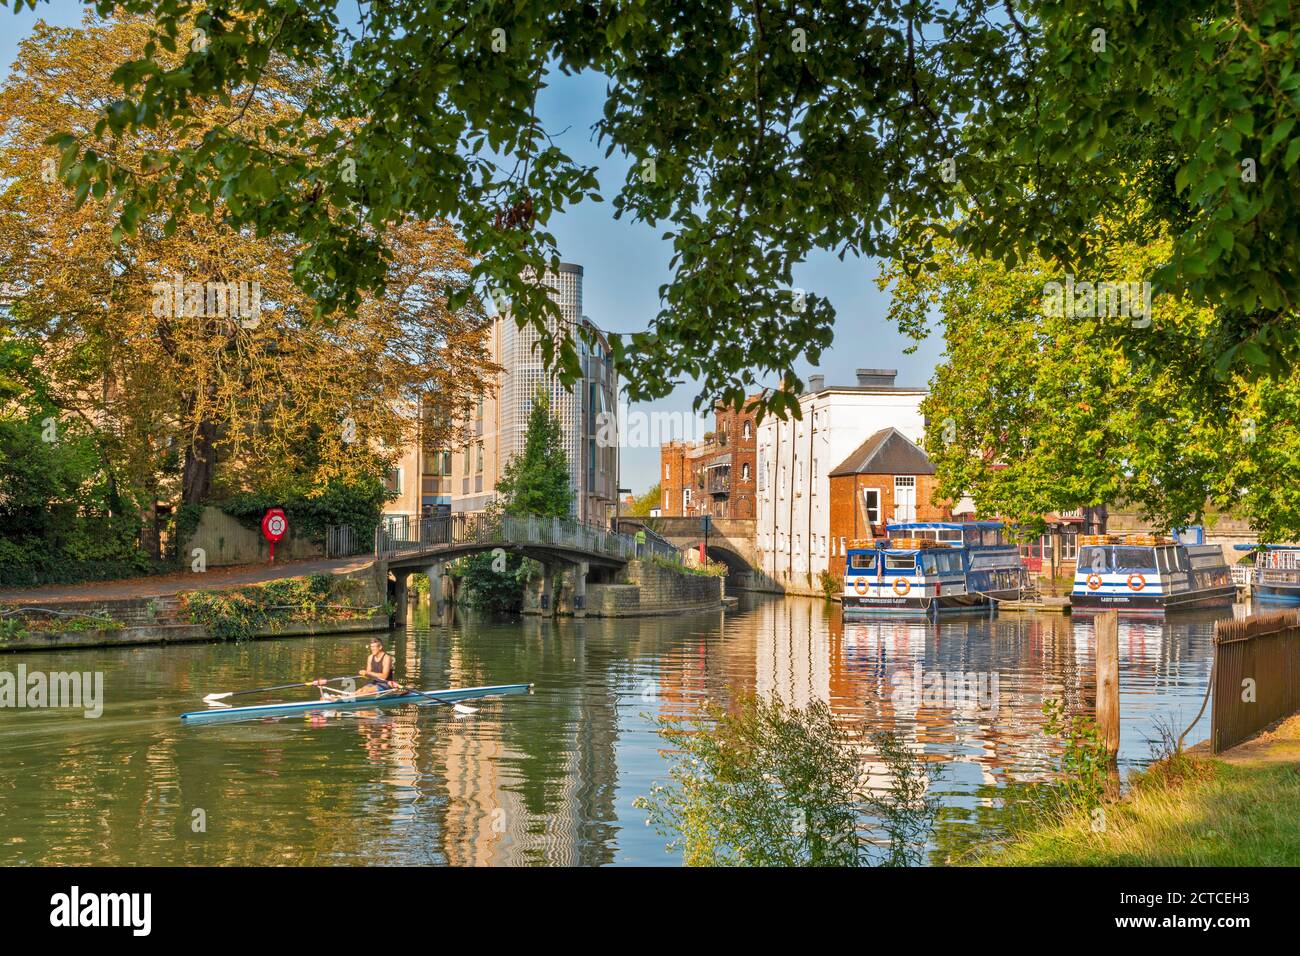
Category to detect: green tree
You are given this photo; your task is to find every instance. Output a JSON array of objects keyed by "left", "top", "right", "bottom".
[
  {"left": 628, "top": 483, "right": 661, "bottom": 517},
  {"left": 883, "top": 217, "right": 1300, "bottom": 539},
  {"left": 458, "top": 389, "right": 573, "bottom": 611},
  {"left": 496, "top": 390, "right": 574, "bottom": 520}
]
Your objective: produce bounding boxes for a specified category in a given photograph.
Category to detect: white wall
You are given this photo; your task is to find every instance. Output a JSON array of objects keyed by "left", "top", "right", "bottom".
[{"left": 756, "top": 389, "right": 925, "bottom": 589}]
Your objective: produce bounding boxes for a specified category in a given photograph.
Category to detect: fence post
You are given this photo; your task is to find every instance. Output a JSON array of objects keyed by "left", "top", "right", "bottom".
[{"left": 1095, "top": 609, "right": 1120, "bottom": 759}]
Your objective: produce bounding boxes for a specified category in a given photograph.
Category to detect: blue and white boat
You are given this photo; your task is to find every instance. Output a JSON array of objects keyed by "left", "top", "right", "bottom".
[
  {"left": 1072, "top": 535, "right": 1234, "bottom": 614},
  {"left": 841, "top": 521, "right": 1029, "bottom": 617},
  {"left": 1235, "top": 544, "right": 1300, "bottom": 605}
]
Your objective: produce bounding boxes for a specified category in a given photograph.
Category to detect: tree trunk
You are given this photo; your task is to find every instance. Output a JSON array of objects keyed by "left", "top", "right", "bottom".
[{"left": 182, "top": 419, "right": 217, "bottom": 505}]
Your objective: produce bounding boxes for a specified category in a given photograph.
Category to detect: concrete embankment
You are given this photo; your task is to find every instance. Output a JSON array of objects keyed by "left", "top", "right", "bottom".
[
  {"left": 0, "top": 614, "right": 389, "bottom": 654},
  {"left": 0, "top": 561, "right": 389, "bottom": 654},
  {"left": 528, "top": 558, "right": 726, "bottom": 618}
]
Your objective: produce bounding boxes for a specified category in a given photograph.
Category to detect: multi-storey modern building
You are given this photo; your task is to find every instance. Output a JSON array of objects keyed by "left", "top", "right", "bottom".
[
  {"left": 755, "top": 369, "right": 927, "bottom": 592},
  {"left": 385, "top": 263, "right": 619, "bottom": 526},
  {"left": 659, "top": 397, "right": 761, "bottom": 519}
]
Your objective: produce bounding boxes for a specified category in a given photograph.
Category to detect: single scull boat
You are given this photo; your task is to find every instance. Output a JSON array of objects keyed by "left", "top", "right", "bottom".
[{"left": 180, "top": 682, "right": 533, "bottom": 723}]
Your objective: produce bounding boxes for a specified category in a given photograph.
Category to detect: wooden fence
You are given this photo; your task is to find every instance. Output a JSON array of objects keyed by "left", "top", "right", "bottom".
[{"left": 1212, "top": 610, "right": 1300, "bottom": 753}]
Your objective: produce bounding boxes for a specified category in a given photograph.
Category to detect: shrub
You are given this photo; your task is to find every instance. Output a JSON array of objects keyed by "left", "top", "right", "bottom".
[
  {"left": 181, "top": 574, "right": 372, "bottom": 642},
  {"left": 635, "top": 693, "right": 941, "bottom": 866}
]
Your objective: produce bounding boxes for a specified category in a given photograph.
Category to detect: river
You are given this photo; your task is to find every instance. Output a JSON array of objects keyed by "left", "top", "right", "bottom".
[{"left": 0, "top": 593, "right": 1235, "bottom": 865}]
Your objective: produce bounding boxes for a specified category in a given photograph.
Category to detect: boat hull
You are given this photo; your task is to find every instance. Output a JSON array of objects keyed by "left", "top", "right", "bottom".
[
  {"left": 1252, "top": 586, "right": 1300, "bottom": 606},
  {"left": 181, "top": 682, "right": 533, "bottom": 722},
  {"left": 1070, "top": 585, "right": 1236, "bottom": 616},
  {"left": 842, "top": 591, "right": 1005, "bottom": 618}
]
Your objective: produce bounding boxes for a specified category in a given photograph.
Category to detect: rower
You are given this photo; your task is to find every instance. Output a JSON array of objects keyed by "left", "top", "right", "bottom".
[{"left": 356, "top": 637, "right": 399, "bottom": 697}]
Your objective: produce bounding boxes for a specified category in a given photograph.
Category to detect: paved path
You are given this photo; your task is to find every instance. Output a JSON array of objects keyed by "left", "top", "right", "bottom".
[
  {"left": 1215, "top": 712, "right": 1300, "bottom": 765},
  {"left": 0, "top": 556, "right": 378, "bottom": 605}
]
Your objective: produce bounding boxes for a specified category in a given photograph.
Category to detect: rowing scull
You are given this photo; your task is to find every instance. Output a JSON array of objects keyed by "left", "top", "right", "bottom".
[{"left": 180, "top": 682, "right": 533, "bottom": 723}]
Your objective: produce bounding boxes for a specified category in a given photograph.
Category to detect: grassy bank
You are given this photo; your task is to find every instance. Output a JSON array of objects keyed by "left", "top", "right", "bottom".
[{"left": 980, "top": 724, "right": 1300, "bottom": 866}]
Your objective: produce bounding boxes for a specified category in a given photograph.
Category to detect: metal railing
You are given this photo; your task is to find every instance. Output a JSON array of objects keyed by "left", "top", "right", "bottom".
[
  {"left": 375, "top": 512, "right": 646, "bottom": 562},
  {"left": 326, "top": 524, "right": 371, "bottom": 557},
  {"left": 1211, "top": 610, "right": 1300, "bottom": 752}
]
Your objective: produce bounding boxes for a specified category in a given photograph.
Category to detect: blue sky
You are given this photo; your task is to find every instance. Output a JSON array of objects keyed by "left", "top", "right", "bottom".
[{"left": 2, "top": 2, "right": 944, "bottom": 494}]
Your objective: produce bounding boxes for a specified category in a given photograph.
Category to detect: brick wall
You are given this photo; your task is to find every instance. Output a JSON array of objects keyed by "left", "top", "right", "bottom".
[
  {"left": 660, "top": 442, "right": 690, "bottom": 516},
  {"left": 826, "top": 473, "right": 951, "bottom": 581}
]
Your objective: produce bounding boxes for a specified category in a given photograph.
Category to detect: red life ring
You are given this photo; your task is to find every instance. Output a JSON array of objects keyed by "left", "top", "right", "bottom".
[
  {"left": 853, "top": 578, "right": 868, "bottom": 595},
  {"left": 1127, "top": 573, "right": 1147, "bottom": 591},
  {"left": 1087, "top": 574, "right": 1103, "bottom": 591},
  {"left": 893, "top": 578, "right": 911, "bottom": 596}
]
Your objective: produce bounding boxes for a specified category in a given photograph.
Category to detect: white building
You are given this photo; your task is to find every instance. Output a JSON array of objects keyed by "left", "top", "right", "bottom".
[{"left": 756, "top": 369, "right": 926, "bottom": 592}]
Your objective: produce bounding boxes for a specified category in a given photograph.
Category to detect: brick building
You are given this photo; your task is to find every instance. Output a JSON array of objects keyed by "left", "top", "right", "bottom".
[
  {"left": 659, "top": 397, "right": 760, "bottom": 519},
  {"left": 825, "top": 427, "right": 952, "bottom": 581}
]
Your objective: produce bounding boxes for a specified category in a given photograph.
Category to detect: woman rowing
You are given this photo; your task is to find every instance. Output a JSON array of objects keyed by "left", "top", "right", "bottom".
[{"left": 355, "top": 637, "right": 401, "bottom": 697}]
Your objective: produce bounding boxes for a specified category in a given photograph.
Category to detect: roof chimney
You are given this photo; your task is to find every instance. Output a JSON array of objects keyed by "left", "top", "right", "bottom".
[
  {"left": 807, "top": 373, "right": 825, "bottom": 393},
  {"left": 856, "top": 368, "right": 897, "bottom": 388}
]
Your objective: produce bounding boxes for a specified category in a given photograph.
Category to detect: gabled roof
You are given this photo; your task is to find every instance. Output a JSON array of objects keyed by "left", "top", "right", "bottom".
[{"left": 829, "top": 427, "right": 934, "bottom": 477}]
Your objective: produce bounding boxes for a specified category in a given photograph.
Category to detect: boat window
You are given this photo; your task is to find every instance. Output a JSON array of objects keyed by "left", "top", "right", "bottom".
[
  {"left": 942, "top": 551, "right": 964, "bottom": 574},
  {"left": 964, "top": 528, "right": 981, "bottom": 545},
  {"left": 849, "top": 553, "right": 874, "bottom": 570},
  {"left": 981, "top": 528, "right": 1000, "bottom": 546},
  {"left": 921, "top": 554, "right": 938, "bottom": 575},
  {"left": 1078, "top": 546, "right": 1108, "bottom": 573},
  {"left": 885, "top": 554, "right": 916, "bottom": 571},
  {"left": 937, "top": 528, "right": 964, "bottom": 543},
  {"left": 1112, "top": 547, "right": 1156, "bottom": 571}
]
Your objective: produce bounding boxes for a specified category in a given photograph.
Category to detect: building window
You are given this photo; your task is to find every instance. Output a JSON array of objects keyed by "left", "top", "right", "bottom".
[
  {"left": 475, "top": 443, "right": 483, "bottom": 474},
  {"left": 385, "top": 467, "right": 403, "bottom": 495},
  {"left": 665, "top": 463, "right": 670, "bottom": 479},
  {"left": 1062, "top": 531, "right": 1078, "bottom": 561},
  {"left": 683, "top": 487, "right": 692, "bottom": 508},
  {"left": 742, "top": 462, "right": 751, "bottom": 480},
  {"left": 743, "top": 420, "right": 751, "bottom": 439}
]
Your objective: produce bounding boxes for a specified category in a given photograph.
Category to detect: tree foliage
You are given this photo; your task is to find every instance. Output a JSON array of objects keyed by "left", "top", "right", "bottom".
[
  {"left": 16, "top": 1, "right": 1299, "bottom": 424},
  {"left": 628, "top": 483, "right": 661, "bottom": 517},
  {"left": 0, "top": 13, "right": 496, "bottom": 548},
  {"left": 884, "top": 216, "right": 1300, "bottom": 539}
]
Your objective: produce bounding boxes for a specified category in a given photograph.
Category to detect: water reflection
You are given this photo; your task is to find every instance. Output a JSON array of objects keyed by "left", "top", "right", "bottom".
[{"left": 0, "top": 595, "right": 1230, "bottom": 865}]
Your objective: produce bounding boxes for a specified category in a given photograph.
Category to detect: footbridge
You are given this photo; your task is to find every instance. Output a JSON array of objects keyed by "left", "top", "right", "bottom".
[{"left": 377, "top": 513, "right": 675, "bottom": 622}]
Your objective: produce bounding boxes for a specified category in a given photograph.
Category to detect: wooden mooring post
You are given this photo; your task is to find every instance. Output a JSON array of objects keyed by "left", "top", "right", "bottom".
[{"left": 1095, "top": 609, "right": 1121, "bottom": 759}]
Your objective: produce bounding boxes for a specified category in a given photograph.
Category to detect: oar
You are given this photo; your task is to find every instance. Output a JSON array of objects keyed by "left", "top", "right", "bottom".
[
  {"left": 376, "top": 680, "right": 478, "bottom": 716},
  {"left": 203, "top": 676, "right": 353, "bottom": 704}
]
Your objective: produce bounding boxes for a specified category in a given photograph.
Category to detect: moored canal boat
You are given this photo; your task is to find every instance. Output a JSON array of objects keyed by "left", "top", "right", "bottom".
[
  {"left": 841, "top": 521, "right": 1030, "bottom": 617},
  {"left": 1071, "top": 534, "right": 1234, "bottom": 615},
  {"left": 1234, "top": 544, "right": 1300, "bottom": 605}
]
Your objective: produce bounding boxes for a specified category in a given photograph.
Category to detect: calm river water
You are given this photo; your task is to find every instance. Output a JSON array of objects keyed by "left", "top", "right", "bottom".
[{"left": 0, "top": 594, "right": 1237, "bottom": 865}]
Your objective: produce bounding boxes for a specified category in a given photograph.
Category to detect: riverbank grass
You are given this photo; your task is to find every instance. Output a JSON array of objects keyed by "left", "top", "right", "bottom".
[{"left": 983, "top": 750, "right": 1300, "bottom": 866}]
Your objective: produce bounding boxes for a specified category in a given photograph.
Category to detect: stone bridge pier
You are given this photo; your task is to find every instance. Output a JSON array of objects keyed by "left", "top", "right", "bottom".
[{"left": 525, "top": 559, "right": 592, "bottom": 618}]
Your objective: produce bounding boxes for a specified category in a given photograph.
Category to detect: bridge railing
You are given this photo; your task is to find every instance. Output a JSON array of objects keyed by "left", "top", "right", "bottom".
[{"left": 376, "top": 512, "right": 645, "bottom": 561}]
